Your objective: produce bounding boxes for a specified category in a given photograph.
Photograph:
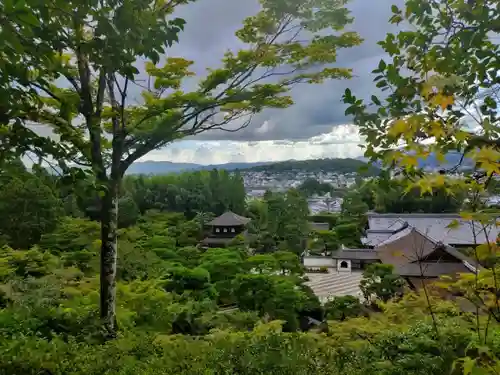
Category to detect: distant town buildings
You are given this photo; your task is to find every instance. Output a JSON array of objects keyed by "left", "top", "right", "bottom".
[
  {"left": 308, "top": 193, "right": 343, "bottom": 214},
  {"left": 242, "top": 170, "right": 359, "bottom": 213},
  {"left": 242, "top": 170, "right": 359, "bottom": 193}
]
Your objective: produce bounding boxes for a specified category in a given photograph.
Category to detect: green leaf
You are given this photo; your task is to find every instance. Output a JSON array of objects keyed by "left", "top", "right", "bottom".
[
  {"left": 378, "top": 59, "right": 387, "bottom": 71},
  {"left": 462, "top": 357, "right": 475, "bottom": 375},
  {"left": 446, "top": 219, "right": 460, "bottom": 229},
  {"left": 17, "top": 11, "right": 40, "bottom": 27}
]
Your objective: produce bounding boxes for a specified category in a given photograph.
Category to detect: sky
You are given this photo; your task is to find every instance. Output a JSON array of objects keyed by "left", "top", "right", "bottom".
[
  {"left": 140, "top": 0, "right": 406, "bottom": 165},
  {"left": 25, "top": 0, "right": 405, "bottom": 166}
]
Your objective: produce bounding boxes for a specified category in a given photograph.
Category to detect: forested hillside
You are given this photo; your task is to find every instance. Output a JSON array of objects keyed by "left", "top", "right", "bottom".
[{"left": 242, "top": 158, "right": 379, "bottom": 175}]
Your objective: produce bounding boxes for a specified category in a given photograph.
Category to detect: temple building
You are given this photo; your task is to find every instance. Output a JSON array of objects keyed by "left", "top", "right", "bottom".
[
  {"left": 303, "top": 224, "right": 481, "bottom": 302},
  {"left": 200, "top": 211, "right": 251, "bottom": 248}
]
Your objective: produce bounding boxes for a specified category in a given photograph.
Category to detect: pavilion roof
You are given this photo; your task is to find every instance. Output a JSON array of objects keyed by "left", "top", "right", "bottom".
[{"left": 207, "top": 211, "right": 251, "bottom": 226}]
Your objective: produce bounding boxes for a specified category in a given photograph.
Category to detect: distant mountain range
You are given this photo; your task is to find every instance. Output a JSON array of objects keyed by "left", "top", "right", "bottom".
[
  {"left": 357, "top": 151, "right": 473, "bottom": 170},
  {"left": 126, "top": 152, "right": 472, "bottom": 175},
  {"left": 44, "top": 151, "right": 472, "bottom": 176},
  {"left": 125, "top": 160, "right": 272, "bottom": 175},
  {"left": 126, "top": 158, "right": 375, "bottom": 175}
]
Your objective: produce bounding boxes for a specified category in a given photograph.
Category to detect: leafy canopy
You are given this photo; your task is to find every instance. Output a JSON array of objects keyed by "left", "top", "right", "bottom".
[
  {"left": 1, "top": 0, "right": 362, "bottom": 176},
  {"left": 343, "top": 0, "right": 499, "bottom": 201}
]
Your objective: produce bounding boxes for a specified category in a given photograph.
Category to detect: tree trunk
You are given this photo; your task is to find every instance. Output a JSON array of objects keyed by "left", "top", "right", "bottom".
[{"left": 99, "top": 182, "right": 119, "bottom": 337}]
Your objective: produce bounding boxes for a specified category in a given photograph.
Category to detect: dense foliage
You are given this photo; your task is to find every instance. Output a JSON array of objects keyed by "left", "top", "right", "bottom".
[
  {"left": 248, "top": 190, "right": 310, "bottom": 254},
  {"left": 0, "top": 163, "right": 63, "bottom": 248},
  {"left": 122, "top": 169, "right": 247, "bottom": 219},
  {"left": 2, "top": 162, "right": 489, "bottom": 375},
  {"left": 1, "top": 0, "right": 500, "bottom": 373},
  {"left": 342, "top": 0, "right": 500, "bottom": 372},
  {"left": 0, "top": 0, "right": 363, "bottom": 333},
  {"left": 298, "top": 178, "right": 338, "bottom": 197},
  {"left": 354, "top": 178, "right": 465, "bottom": 213}
]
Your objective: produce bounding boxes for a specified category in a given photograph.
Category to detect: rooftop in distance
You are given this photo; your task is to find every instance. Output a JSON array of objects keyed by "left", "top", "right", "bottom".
[{"left": 208, "top": 211, "right": 251, "bottom": 226}]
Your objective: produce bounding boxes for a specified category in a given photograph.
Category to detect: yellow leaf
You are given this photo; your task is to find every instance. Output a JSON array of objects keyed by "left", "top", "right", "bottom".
[
  {"left": 430, "top": 93, "right": 454, "bottom": 110},
  {"left": 475, "top": 243, "right": 491, "bottom": 261},
  {"left": 460, "top": 212, "right": 473, "bottom": 221},
  {"left": 433, "top": 281, "right": 452, "bottom": 290},
  {"left": 384, "top": 150, "right": 404, "bottom": 164},
  {"left": 421, "top": 82, "right": 435, "bottom": 99},
  {"left": 435, "top": 151, "right": 446, "bottom": 163},
  {"left": 429, "top": 121, "right": 446, "bottom": 139},
  {"left": 472, "top": 147, "right": 500, "bottom": 176},
  {"left": 455, "top": 131, "right": 470, "bottom": 142},
  {"left": 432, "top": 174, "right": 446, "bottom": 187},
  {"left": 400, "top": 154, "right": 419, "bottom": 168},
  {"left": 417, "top": 177, "right": 433, "bottom": 195},
  {"left": 415, "top": 149, "right": 430, "bottom": 158},
  {"left": 388, "top": 119, "right": 408, "bottom": 137},
  {"left": 446, "top": 219, "right": 460, "bottom": 229},
  {"left": 391, "top": 250, "right": 404, "bottom": 257}
]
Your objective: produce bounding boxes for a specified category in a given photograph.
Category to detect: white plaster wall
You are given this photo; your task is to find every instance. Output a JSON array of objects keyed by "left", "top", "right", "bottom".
[{"left": 303, "top": 256, "right": 335, "bottom": 268}]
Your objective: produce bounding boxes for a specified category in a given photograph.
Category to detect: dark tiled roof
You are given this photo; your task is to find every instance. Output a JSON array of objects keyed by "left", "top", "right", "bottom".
[
  {"left": 208, "top": 211, "right": 251, "bottom": 226},
  {"left": 331, "top": 249, "right": 379, "bottom": 260},
  {"left": 376, "top": 226, "right": 480, "bottom": 278},
  {"left": 377, "top": 227, "right": 436, "bottom": 265},
  {"left": 309, "top": 222, "right": 330, "bottom": 231},
  {"left": 366, "top": 221, "right": 410, "bottom": 234},
  {"left": 366, "top": 212, "right": 500, "bottom": 245},
  {"left": 420, "top": 244, "right": 472, "bottom": 264},
  {"left": 395, "top": 262, "right": 470, "bottom": 277},
  {"left": 367, "top": 212, "right": 463, "bottom": 218}
]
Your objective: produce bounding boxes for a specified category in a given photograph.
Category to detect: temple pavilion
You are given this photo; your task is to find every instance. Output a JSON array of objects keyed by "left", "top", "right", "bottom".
[{"left": 200, "top": 211, "right": 251, "bottom": 248}]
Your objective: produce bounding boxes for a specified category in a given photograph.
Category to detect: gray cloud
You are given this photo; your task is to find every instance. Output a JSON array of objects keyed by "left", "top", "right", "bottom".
[
  {"left": 162, "top": 0, "right": 405, "bottom": 142},
  {"left": 26, "top": 0, "right": 403, "bottom": 165},
  {"left": 140, "top": 124, "right": 365, "bottom": 164}
]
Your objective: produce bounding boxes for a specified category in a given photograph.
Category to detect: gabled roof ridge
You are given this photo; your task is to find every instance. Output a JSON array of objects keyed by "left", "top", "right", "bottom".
[
  {"left": 416, "top": 243, "right": 482, "bottom": 271},
  {"left": 207, "top": 211, "right": 251, "bottom": 226},
  {"left": 366, "top": 220, "right": 409, "bottom": 235},
  {"left": 408, "top": 225, "right": 440, "bottom": 244},
  {"left": 376, "top": 225, "right": 416, "bottom": 247}
]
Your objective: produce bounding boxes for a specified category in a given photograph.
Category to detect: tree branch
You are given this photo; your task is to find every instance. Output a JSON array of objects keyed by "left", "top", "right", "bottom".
[
  {"left": 95, "top": 69, "right": 107, "bottom": 119},
  {"left": 107, "top": 73, "right": 125, "bottom": 180},
  {"left": 74, "top": 19, "right": 105, "bottom": 180}
]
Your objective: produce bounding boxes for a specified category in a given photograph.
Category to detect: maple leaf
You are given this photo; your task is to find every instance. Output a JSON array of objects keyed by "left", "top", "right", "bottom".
[
  {"left": 401, "top": 154, "right": 419, "bottom": 168},
  {"left": 430, "top": 93, "right": 455, "bottom": 110},
  {"left": 473, "top": 147, "right": 500, "bottom": 175},
  {"left": 388, "top": 119, "right": 408, "bottom": 137},
  {"left": 391, "top": 250, "right": 404, "bottom": 257},
  {"left": 429, "top": 121, "right": 446, "bottom": 139},
  {"left": 446, "top": 219, "right": 460, "bottom": 229}
]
